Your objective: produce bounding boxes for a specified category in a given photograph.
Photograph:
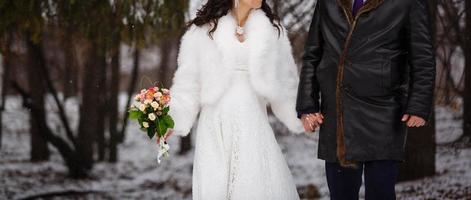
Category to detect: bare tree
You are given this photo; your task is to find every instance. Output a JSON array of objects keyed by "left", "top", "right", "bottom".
[
  {"left": 62, "top": 27, "right": 79, "bottom": 99},
  {"left": 269, "top": 0, "right": 316, "bottom": 63},
  {"left": 108, "top": 32, "right": 121, "bottom": 162},
  {"left": 462, "top": 0, "right": 471, "bottom": 144},
  {"left": 77, "top": 41, "right": 106, "bottom": 169},
  {"left": 433, "top": 0, "right": 470, "bottom": 146},
  {"left": 26, "top": 36, "right": 50, "bottom": 161}
]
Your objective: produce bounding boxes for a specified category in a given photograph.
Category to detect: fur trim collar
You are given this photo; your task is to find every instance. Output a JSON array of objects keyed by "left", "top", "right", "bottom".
[
  {"left": 212, "top": 9, "right": 278, "bottom": 65},
  {"left": 211, "top": 9, "right": 282, "bottom": 100},
  {"left": 337, "top": 0, "right": 385, "bottom": 25}
]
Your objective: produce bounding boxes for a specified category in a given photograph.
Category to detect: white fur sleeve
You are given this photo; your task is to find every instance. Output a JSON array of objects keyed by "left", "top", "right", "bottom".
[
  {"left": 168, "top": 27, "right": 201, "bottom": 137},
  {"left": 269, "top": 28, "right": 305, "bottom": 134}
]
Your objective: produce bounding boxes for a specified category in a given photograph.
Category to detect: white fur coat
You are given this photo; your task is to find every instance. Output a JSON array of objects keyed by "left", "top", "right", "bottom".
[{"left": 168, "top": 9, "right": 304, "bottom": 136}]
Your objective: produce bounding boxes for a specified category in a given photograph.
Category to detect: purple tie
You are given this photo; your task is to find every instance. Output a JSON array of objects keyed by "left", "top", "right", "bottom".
[{"left": 352, "top": 0, "right": 364, "bottom": 16}]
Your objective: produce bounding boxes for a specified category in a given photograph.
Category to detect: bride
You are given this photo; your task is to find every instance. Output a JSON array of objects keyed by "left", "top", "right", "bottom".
[{"left": 164, "top": 0, "right": 305, "bottom": 199}]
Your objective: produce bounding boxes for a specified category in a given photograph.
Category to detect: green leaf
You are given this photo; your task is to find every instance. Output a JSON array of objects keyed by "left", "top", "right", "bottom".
[
  {"left": 162, "top": 115, "right": 174, "bottom": 128},
  {"left": 147, "top": 127, "right": 155, "bottom": 139},
  {"left": 155, "top": 118, "right": 168, "bottom": 138},
  {"left": 162, "top": 107, "right": 170, "bottom": 114},
  {"left": 128, "top": 109, "right": 141, "bottom": 120},
  {"left": 137, "top": 118, "right": 143, "bottom": 127}
]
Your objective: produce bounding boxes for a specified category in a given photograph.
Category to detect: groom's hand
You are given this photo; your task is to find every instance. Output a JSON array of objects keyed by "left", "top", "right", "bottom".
[
  {"left": 301, "top": 113, "right": 324, "bottom": 132},
  {"left": 401, "top": 114, "right": 426, "bottom": 127}
]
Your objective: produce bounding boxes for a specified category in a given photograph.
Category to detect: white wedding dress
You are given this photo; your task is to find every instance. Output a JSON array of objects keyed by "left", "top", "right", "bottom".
[{"left": 191, "top": 40, "right": 300, "bottom": 200}]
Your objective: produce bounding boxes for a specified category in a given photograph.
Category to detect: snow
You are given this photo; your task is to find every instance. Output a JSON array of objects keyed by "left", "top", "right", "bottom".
[{"left": 1, "top": 94, "right": 470, "bottom": 199}]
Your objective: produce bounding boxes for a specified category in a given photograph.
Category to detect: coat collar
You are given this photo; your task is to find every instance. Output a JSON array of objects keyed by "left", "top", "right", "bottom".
[
  {"left": 212, "top": 9, "right": 279, "bottom": 69},
  {"left": 337, "top": 0, "right": 385, "bottom": 25}
]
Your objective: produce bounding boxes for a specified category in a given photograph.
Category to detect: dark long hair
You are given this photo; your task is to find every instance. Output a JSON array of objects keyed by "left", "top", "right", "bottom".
[{"left": 188, "top": 0, "right": 281, "bottom": 38}]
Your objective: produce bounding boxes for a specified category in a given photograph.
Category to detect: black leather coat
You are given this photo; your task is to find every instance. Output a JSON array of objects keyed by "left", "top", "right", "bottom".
[{"left": 296, "top": 0, "right": 436, "bottom": 165}]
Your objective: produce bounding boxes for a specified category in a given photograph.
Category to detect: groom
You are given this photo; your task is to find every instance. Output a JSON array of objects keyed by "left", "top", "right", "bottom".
[{"left": 296, "top": 0, "right": 435, "bottom": 199}]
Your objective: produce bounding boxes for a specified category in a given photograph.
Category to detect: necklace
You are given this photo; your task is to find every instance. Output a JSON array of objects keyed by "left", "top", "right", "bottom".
[{"left": 236, "top": 25, "right": 245, "bottom": 35}]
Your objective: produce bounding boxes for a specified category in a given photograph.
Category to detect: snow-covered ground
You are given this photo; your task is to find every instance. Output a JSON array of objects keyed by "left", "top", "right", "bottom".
[{"left": 0, "top": 95, "right": 470, "bottom": 200}]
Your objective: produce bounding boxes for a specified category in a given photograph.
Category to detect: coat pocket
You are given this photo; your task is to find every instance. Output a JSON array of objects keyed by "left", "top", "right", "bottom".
[
  {"left": 381, "top": 61, "right": 391, "bottom": 89},
  {"left": 382, "top": 54, "right": 407, "bottom": 91},
  {"left": 344, "top": 61, "right": 391, "bottom": 97}
]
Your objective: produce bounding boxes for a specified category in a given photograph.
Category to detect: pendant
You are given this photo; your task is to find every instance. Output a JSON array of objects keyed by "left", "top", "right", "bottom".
[{"left": 236, "top": 25, "right": 244, "bottom": 35}]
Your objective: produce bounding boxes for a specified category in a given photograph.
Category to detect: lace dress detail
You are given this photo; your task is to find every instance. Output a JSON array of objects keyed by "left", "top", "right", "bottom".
[{"left": 191, "top": 40, "right": 300, "bottom": 200}]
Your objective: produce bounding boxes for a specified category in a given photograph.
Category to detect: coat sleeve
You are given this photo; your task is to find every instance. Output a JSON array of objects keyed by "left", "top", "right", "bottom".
[
  {"left": 168, "top": 27, "right": 201, "bottom": 137},
  {"left": 295, "top": 0, "right": 323, "bottom": 119},
  {"left": 268, "top": 26, "right": 305, "bottom": 134},
  {"left": 405, "top": 0, "right": 436, "bottom": 122}
]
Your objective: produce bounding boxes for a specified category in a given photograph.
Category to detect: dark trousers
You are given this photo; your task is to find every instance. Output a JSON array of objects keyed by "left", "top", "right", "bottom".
[{"left": 325, "top": 160, "right": 398, "bottom": 200}]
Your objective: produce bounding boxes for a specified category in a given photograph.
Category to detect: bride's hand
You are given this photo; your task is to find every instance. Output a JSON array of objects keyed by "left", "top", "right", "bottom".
[
  {"left": 157, "top": 129, "right": 174, "bottom": 144},
  {"left": 301, "top": 113, "right": 324, "bottom": 132},
  {"left": 302, "top": 114, "right": 317, "bottom": 132}
]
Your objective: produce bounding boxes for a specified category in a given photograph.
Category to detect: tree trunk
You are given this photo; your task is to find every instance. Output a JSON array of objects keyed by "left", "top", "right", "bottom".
[
  {"left": 13, "top": 80, "right": 88, "bottom": 178},
  {"left": 398, "top": 113, "right": 436, "bottom": 181},
  {"left": 158, "top": 39, "right": 178, "bottom": 87},
  {"left": 462, "top": 0, "right": 471, "bottom": 140},
  {"left": 108, "top": 34, "right": 121, "bottom": 162},
  {"left": 62, "top": 28, "right": 78, "bottom": 99},
  {"left": 26, "top": 38, "right": 50, "bottom": 161},
  {"left": 77, "top": 41, "right": 104, "bottom": 169},
  {"left": 398, "top": 0, "right": 437, "bottom": 181},
  {"left": 96, "top": 52, "right": 107, "bottom": 162}
]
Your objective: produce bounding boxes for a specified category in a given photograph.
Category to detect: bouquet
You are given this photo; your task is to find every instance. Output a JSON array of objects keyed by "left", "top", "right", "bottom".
[{"left": 128, "top": 86, "right": 174, "bottom": 163}]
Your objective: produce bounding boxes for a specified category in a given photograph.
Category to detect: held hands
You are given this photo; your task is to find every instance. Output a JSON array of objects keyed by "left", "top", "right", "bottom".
[
  {"left": 160, "top": 114, "right": 425, "bottom": 139},
  {"left": 401, "top": 114, "right": 426, "bottom": 127},
  {"left": 301, "top": 113, "right": 324, "bottom": 133}
]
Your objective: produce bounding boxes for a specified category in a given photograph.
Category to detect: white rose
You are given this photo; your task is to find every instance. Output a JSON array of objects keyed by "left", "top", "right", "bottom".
[
  {"left": 144, "top": 99, "right": 152, "bottom": 105},
  {"left": 148, "top": 113, "right": 157, "bottom": 121},
  {"left": 151, "top": 101, "right": 159, "bottom": 109},
  {"left": 139, "top": 104, "right": 147, "bottom": 112},
  {"left": 142, "top": 122, "right": 149, "bottom": 128},
  {"left": 134, "top": 94, "right": 141, "bottom": 101}
]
